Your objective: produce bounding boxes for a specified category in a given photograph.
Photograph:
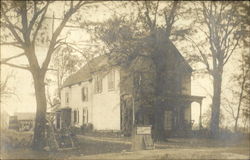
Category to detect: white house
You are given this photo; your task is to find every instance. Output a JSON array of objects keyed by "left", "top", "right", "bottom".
[
  {"left": 59, "top": 56, "right": 121, "bottom": 130},
  {"left": 58, "top": 34, "right": 204, "bottom": 137}
]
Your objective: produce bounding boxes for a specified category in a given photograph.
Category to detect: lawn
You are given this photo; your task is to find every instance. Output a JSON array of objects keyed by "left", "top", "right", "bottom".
[
  {"left": 1, "top": 134, "right": 130, "bottom": 159},
  {"left": 1, "top": 129, "right": 249, "bottom": 159}
]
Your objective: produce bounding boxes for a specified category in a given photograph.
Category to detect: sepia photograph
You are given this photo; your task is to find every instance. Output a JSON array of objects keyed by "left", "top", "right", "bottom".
[{"left": 0, "top": 1, "right": 249, "bottom": 159}]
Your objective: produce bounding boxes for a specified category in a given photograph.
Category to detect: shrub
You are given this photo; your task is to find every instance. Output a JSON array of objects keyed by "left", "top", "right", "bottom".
[
  {"left": 80, "top": 123, "right": 93, "bottom": 134},
  {"left": 1, "top": 129, "right": 33, "bottom": 151}
]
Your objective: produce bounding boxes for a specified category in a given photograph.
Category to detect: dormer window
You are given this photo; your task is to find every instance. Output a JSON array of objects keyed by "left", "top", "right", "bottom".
[{"left": 81, "top": 87, "right": 88, "bottom": 101}]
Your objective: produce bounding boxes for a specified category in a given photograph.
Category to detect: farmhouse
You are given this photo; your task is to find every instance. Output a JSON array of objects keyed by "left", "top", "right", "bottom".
[{"left": 57, "top": 31, "right": 204, "bottom": 137}]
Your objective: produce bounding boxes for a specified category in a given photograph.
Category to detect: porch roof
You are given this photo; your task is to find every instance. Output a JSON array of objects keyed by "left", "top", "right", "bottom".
[{"left": 165, "top": 94, "right": 205, "bottom": 103}]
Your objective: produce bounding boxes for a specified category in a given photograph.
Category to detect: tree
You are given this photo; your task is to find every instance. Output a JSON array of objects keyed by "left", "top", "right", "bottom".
[
  {"left": 186, "top": 1, "right": 248, "bottom": 136},
  {"left": 233, "top": 52, "right": 249, "bottom": 131},
  {"left": 223, "top": 52, "right": 250, "bottom": 132},
  {"left": 0, "top": 1, "right": 93, "bottom": 150},
  {"left": 0, "top": 70, "right": 16, "bottom": 101},
  {"left": 236, "top": 52, "right": 250, "bottom": 131},
  {"left": 50, "top": 46, "right": 83, "bottom": 98}
]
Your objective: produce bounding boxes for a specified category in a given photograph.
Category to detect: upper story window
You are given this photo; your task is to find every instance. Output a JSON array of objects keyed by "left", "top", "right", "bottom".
[
  {"left": 65, "top": 92, "right": 69, "bottom": 104},
  {"left": 81, "top": 87, "right": 88, "bottom": 101},
  {"left": 108, "top": 70, "right": 115, "bottom": 91},
  {"left": 94, "top": 74, "right": 102, "bottom": 94}
]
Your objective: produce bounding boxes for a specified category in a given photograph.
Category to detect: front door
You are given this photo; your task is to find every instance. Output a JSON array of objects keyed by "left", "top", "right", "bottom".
[{"left": 164, "top": 110, "right": 172, "bottom": 131}]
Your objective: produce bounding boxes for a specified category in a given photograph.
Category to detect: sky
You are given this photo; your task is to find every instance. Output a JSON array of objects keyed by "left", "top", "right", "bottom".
[{"left": 0, "top": 1, "right": 244, "bottom": 128}]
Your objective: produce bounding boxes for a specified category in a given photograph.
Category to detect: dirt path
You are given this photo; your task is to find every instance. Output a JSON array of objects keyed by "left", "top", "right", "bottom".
[{"left": 70, "top": 147, "right": 250, "bottom": 159}]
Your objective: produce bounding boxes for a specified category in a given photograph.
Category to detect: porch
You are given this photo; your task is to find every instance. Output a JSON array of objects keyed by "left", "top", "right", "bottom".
[
  {"left": 129, "top": 94, "right": 205, "bottom": 138},
  {"left": 163, "top": 94, "right": 205, "bottom": 137}
]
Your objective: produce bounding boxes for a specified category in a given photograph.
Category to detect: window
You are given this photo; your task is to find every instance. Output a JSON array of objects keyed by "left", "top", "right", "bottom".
[
  {"left": 65, "top": 92, "right": 69, "bottom": 104},
  {"left": 94, "top": 74, "right": 102, "bottom": 93},
  {"left": 108, "top": 70, "right": 115, "bottom": 91},
  {"left": 82, "top": 108, "right": 88, "bottom": 124},
  {"left": 73, "top": 110, "right": 77, "bottom": 123},
  {"left": 81, "top": 87, "right": 88, "bottom": 101},
  {"left": 73, "top": 110, "right": 79, "bottom": 123}
]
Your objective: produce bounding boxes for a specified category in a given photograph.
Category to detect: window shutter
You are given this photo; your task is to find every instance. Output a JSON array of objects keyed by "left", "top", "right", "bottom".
[
  {"left": 65, "top": 92, "right": 69, "bottom": 104},
  {"left": 74, "top": 110, "right": 77, "bottom": 123},
  {"left": 86, "top": 88, "right": 88, "bottom": 101},
  {"left": 81, "top": 88, "right": 85, "bottom": 101},
  {"left": 77, "top": 110, "right": 79, "bottom": 123}
]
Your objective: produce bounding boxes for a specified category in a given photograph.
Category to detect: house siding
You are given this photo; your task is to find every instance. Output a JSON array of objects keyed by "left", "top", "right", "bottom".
[
  {"left": 60, "top": 68, "right": 120, "bottom": 130},
  {"left": 92, "top": 69, "right": 120, "bottom": 130}
]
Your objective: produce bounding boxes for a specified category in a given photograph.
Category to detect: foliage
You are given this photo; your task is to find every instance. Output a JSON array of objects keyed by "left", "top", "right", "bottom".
[
  {"left": 1, "top": 129, "right": 33, "bottom": 151},
  {"left": 240, "top": 53, "right": 250, "bottom": 126},
  {"left": 92, "top": 8, "right": 191, "bottom": 140},
  {"left": 80, "top": 123, "right": 93, "bottom": 133}
]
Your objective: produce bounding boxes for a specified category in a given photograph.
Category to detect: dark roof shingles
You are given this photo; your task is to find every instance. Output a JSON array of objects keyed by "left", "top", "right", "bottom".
[{"left": 62, "top": 55, "right": 107, "bottom": 87}]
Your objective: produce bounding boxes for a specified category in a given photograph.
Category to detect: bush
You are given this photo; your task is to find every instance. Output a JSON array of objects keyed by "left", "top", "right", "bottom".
[
  {"left": 1, "top": 129, "right": 33, "bottom": 151},
  {"left": 80, "top": 123, "right": 93, "bottom": 134}
]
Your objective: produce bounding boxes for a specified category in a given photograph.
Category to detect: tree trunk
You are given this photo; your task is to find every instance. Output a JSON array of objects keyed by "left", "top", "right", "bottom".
[
  {"left": 234, "top": 72, "right": 246, "bottom": 132},
  {"left": 210, "top": 70, "right": 222, "bottom": 137},
  {"left": 153, "top": 52, "right": 167, "bottom": 141},
  {"left": 31, "top": 71, "right": 47, "bottom": 150},
  {"left": 153, "top": 102, "right": 165, "bottom": 141}
]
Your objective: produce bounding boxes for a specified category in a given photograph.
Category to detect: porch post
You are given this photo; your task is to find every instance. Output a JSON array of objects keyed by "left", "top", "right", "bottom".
[{"left": 199, "top": 101, "right": 202, "bottom": 130}]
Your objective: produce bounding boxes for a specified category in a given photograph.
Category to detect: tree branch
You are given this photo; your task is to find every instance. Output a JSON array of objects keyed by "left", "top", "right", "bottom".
[
  {"left": 32, "top": 2, "right": 49, "bottom": 44},
  {"left": 144, "top": 1, "right": 154, "bottom": 30},
  {"left": 185, "top": 36, "right": 212, "bottom": 74},
  {"left": 1, "top": 22, "right": 22, "bottom": 33},
  {"left": 28, "top": 1, "right": 50, "bottom": 34},
  {"left": 223, "top": 35, "right": 241, "bottom": 65},
  {"left": 1, "top": 62, "right": 30, "bottom": 70},
  {"left": 41, "top": 1, "right": 93, "bottom": 73},
  {"left": 0, "top": 41, "right": 23, "bottom": 49},
  {"left": 1, "top": 13, "right": 24, "bottom": 46},
  {"left": 165, "top": 1, "right": 179, "bottom": 37},
  {"left": 1, "top": 53, "right": 26, "bottom": 63}
]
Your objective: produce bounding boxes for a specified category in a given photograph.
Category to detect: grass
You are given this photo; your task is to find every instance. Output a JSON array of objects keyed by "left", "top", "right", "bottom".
[
  {"left": 1, "top": 129, "right": 249, "bottom": 159},
  {"left": 1, "top": 132, "right": 130, "bottom": 159}
]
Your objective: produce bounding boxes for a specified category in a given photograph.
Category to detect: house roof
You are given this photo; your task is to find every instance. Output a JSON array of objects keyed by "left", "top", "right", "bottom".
[
  {"left": 62, "top": 38, "right": 193, "bottom": 88},
  {"left": 62, "top": 55, "right": 108, "bottom": 88},
  {"left": 168, "top": 40, "right": 193, "bottom": 72}
]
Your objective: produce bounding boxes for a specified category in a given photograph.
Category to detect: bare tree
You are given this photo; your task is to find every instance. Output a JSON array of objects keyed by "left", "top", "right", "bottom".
[
  {"left": 234, "top": 53, "right": 249, "bottom": 131},
  {"left": 0, "top": 1, "right": 93, "bottom": 150},
  {"left": 223, "top": 51, "right": 250, "bottom": 132},
  {"left": 0, "top": 71, "right": 16, "bottom": 101},
  {"left": 135, "top": 1, "right": 181, "bottom": 38},
  {"left": 50, "top": 46, "right": 83, "bottom": 98},
  {"left": 186, "top": 1, "right": 248, "bottom": 136}
]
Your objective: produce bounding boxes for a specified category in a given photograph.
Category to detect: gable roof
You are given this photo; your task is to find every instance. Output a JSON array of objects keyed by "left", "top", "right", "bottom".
[
  {"left": 62, "top": 38, "right": 193, "bottom": 88},
  {"left": 168, "top": 40, "right": 193, "bottom": 72},
  {"left": 62, "top": 55, "right": 108, "bottom": 88}
]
